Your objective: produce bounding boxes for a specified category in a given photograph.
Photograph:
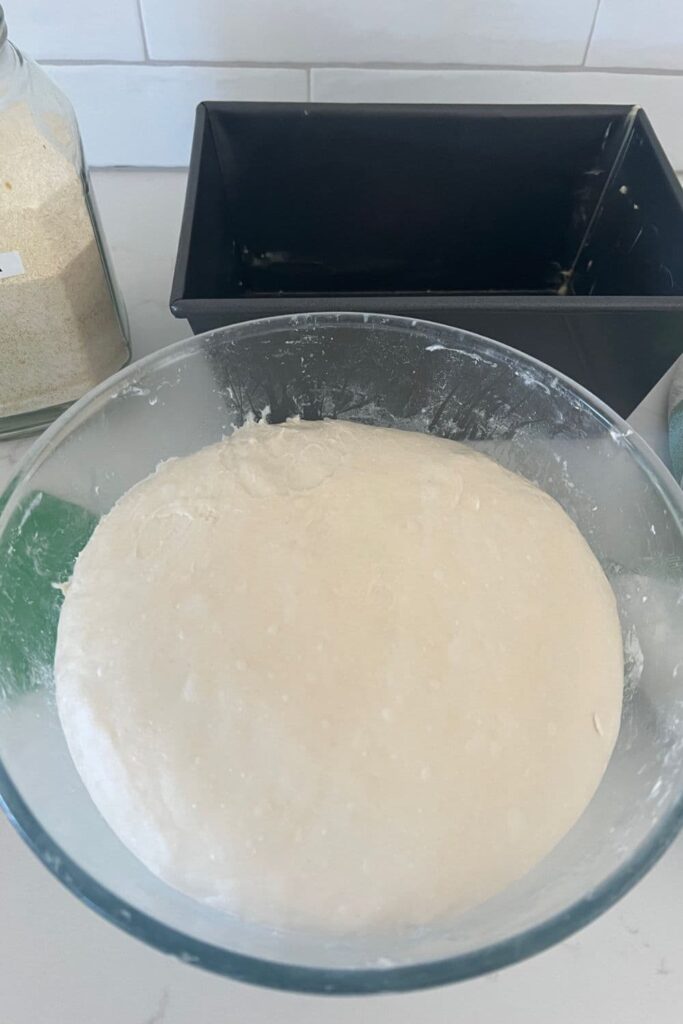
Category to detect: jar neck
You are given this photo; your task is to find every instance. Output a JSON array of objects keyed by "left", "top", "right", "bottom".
[{"left": 0, "top": 9, "right": 27, "bottom": 109}]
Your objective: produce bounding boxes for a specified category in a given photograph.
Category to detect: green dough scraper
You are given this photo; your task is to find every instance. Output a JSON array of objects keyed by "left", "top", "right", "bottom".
[{"left": 0, "top": 486, "right": 99, "bottom": 699}]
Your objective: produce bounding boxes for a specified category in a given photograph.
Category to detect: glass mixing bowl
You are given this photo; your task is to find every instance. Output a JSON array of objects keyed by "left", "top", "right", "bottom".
[{"left": 0, "top": 312, "right": 682, "bottom": 994}]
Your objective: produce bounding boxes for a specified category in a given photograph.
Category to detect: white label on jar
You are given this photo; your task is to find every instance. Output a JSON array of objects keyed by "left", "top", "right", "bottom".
[{"left": 0, "top": 252, "right": 25, "bottom": 280}]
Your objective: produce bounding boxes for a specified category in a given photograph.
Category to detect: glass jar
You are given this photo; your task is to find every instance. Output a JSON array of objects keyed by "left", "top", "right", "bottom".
[{"left": 0, "top": 6, "right": 130, "bottom": 438}]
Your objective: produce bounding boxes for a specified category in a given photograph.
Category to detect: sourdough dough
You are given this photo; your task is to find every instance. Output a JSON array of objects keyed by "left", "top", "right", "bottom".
[{"left": 55, "top": 419, "right": 623, "bottom": 931}]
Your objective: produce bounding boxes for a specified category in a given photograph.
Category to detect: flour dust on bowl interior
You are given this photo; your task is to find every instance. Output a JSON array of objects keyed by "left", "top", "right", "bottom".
[{"left": 0, "top": 312, "right": 682, "bottom": 994}]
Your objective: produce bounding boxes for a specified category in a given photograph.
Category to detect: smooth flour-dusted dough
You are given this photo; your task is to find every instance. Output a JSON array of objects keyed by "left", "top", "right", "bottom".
[{"left": 55, "top": 419, "right": 623, "bottom": 931}]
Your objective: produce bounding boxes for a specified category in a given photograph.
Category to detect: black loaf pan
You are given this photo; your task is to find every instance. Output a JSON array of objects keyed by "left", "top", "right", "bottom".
[{"left": 171, "top": 102, "right": 683, "bottom": 418}]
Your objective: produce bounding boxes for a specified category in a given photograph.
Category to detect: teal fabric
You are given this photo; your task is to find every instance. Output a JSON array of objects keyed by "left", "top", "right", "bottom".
[{"left": 669, "top": 356, "right": 683, "bottom": 486}]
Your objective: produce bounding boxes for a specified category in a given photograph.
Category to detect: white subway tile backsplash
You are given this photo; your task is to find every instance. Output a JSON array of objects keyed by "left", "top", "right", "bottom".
[
  {"left": 587, "top": 0, "right": 683, "bottom": 70},
  {"left": 140, "top": 0, "right": 597, "bottom": 66},
  {"left": 45, "top": 65, "right": 307, "bottom": 167},
  {"left": 5, "top": 0, "right": 145, "bottom": 61},
  {"left": 311, "top": 68, "right": 683, "bottom": 169},
  {"left": 10, "top": 0, "right": 683, "bottom": 173}
]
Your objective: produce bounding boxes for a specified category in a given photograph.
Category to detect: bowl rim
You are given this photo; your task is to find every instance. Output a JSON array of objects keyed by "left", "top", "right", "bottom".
[{"left": 1, "top": 310, "right": 683, "bottom": 995}]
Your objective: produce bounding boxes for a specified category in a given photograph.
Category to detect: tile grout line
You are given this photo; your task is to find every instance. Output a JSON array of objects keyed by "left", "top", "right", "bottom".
[
  {"left": 582, "top": 0, "right": 603, "bottom": 66},
  {"left": 40, "top": 59, "right": 683, "bottom": 78},
  {"left": 135, "top": 0, "right": 151, "bottom": 61}
]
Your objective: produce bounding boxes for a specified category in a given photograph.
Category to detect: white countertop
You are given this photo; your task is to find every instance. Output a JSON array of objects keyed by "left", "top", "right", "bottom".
[{"left": 0, "top": 169, "right": 680, "bottom": 1024}]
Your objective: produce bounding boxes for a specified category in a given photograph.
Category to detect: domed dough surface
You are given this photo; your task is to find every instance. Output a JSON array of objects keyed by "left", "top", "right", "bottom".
[{"left": 55, "top": 419, "right": 623, "bottom": 931}]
